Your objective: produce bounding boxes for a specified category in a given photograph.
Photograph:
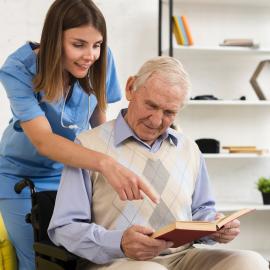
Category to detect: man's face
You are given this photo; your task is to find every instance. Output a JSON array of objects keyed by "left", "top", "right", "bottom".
[{"left": 125, "top": 74, "right": 185, "bottom": 145}]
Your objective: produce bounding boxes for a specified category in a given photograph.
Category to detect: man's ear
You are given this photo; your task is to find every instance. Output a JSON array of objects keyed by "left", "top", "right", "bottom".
[{"left": 125, "top": 76, "right": 136, "bottom": 101}]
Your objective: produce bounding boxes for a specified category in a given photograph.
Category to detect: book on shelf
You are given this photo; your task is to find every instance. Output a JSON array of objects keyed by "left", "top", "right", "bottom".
[
  {"left": 220, "top": 38, "right": 259, "bottom": 48},
  {"left": 181, "top": 15, "right": 194, "bottom": 45},
  {"left": 222, "top": 146, "right": 268, "bottom": 155},
  {"left": 177, "top": 16, "right": 188, "bottom": 46},
  {"left": 151, "top": 208, "right": 254, "bottom": 248},
  {"left": 223, "top": 146, "right": 256, "bottom": 150},
  {"left": 172, "top": 15, "right": 193, "bottom": 46},
  {"left": 172, "top": 15, "right": 184, "bottom": 45}
]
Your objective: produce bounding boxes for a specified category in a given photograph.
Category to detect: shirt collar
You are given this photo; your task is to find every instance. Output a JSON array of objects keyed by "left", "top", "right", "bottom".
[{"left": 114, "top": 109, "right": 178, "bottom": 148}]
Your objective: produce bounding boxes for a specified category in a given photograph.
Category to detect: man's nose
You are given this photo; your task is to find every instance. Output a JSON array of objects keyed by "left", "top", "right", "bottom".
[{"left": 149, "top": 111, "right": 163, "bottom": 127}]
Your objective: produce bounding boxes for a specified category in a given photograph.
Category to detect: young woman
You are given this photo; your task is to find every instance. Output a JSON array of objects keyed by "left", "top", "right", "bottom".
[{"left": 0, "top": 1, "right": 157, "bottom": 269}]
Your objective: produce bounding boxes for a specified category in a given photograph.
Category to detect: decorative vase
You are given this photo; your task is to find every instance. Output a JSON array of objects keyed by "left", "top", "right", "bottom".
[{"left": 262, "top": 193, "right": 270, "bottom": 205}]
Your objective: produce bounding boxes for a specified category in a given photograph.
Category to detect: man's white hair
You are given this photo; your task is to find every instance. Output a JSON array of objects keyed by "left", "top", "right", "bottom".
[{"left": 133, "top": 56, "right": 191, "bottom": 104}]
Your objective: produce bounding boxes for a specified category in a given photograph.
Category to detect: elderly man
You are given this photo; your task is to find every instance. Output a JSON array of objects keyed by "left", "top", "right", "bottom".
[{"left": 48, "top": 57, "right": 268, "bottom": 270}]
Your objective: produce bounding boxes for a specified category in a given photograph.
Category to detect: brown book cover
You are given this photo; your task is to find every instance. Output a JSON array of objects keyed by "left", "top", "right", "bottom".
[
  {"left": 229, "top": 149, "right": 264, "bottom": 154},
  {"left": 151, "top": 208, "right": 254, "bottom": 248},
  {"left": 222, "top": 146, "right": 256, "bottom": 150}
]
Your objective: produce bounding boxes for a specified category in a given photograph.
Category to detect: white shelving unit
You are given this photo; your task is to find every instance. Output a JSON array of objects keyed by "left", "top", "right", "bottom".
[
  {"left": 187, "top": 100, "right": 270, "bottom": 106},
  {"left": 217, "top": 203, "right": 270, "bottom": 212},
  {"left": 203, "top": 153, "right": 270, "bottom": 159},
  {"left": 168, "top": 46, "right": 270, "bottom": 55},
  {"left": 169, "top": 0, "right": 270, "bottom": 7},
  {"left": 161, "top": 0, "right": 270, "bottom": 260}
]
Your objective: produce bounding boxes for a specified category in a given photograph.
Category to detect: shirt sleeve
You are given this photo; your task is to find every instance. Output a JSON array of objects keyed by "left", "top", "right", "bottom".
[
  {"left": 106, "top": 47, "right": 122, "bottom": 103},
  {"left": 0, "top": 65, "right": 45, "bottom": 131},
  {"left": 191, "top": 154, "right": 217, "bottom": 245},
  {"left": 47, "top": 164, "right": 125, "bottom": 264}
]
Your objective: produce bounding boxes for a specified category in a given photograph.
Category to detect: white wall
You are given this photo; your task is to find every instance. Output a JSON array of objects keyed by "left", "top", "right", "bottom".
[{"left": 0, "top": 0, "right": 158, "bottom": 135}]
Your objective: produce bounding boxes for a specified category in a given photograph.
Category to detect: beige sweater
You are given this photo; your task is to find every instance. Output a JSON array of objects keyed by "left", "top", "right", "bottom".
[{"left": 78, "top": 120, "right": 201, "bottom": 253}]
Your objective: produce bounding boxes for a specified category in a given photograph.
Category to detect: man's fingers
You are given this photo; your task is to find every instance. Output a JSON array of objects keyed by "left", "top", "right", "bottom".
[
  {"left": 133, "top": 226, "right": 172, "bottom": 250},
  {"left": 138, "top": 179, "right": 160, "bottom": 204},
  {"left": 230, "top": 219, "right": 240, "bottom": 228},
  {"left": 213, "top": 227, "right": 240, "bottom": 243},
  {"left": 133, "top": 225, "right": 154, "bottom": 235},
  {"left": 122, "top": 225, "right": 172, "bottom": 261}
]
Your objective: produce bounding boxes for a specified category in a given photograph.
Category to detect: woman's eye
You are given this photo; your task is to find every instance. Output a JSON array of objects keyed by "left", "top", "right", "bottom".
[
  {"left": 73, "top": 43, "right": 83, "bottom": 48},
  {"left": 94, "top": 43, "right": 102, "bottom": 48}
]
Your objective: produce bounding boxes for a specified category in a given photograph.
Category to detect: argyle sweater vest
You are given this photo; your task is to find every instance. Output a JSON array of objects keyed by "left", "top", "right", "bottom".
[{"left": 77, "top": 120, "right": 201, "bottom": 253}]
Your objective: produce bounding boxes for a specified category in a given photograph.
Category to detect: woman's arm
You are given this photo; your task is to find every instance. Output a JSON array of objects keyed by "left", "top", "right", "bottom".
[{"left": 21, "top": 116, "right": 159, "bottom": 203}]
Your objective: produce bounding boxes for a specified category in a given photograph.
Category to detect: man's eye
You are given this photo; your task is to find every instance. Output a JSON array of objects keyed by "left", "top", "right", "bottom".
[
  {"left": 165, "top": 111, "right": 175, "bottom": 116},
  {"left": 147, "top": 104, "right": 157, "bottom": 110}
]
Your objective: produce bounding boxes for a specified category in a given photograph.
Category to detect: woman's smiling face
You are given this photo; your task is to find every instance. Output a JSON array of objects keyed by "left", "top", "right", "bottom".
[{"left": 62, "top": 24, "right": 103, "bottom": 79}]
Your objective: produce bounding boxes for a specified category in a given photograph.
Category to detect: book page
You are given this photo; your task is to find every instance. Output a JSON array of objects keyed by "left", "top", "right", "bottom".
[{"left": 216, "top": 208, "right": 254, "bottom": 229}]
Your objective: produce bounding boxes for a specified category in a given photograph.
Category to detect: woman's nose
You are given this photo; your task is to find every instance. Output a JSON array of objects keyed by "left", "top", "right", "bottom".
[{"left": 83, "top": 48, "right": 96, "bottom": 61}]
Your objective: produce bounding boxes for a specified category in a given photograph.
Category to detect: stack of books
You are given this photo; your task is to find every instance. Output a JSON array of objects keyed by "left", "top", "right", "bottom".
[
  {"left": 222, "top": 146, "right": 268, "bottom": 155},
  {"left": 220, "top": 39, "right": 259, "bottom": 49},
  {"left": 172, "top": 15, "right": 193, "bottom": 46}
]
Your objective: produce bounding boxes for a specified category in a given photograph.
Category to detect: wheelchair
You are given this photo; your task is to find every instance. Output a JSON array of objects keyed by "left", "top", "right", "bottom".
[{"left": 14, "top": 178, "right": 79, "bottom": 270}]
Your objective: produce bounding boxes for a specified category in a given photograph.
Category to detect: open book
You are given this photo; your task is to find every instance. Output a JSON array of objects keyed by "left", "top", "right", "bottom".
[{"left": 152, "top": 208, "right": 254, "bottom": 248}]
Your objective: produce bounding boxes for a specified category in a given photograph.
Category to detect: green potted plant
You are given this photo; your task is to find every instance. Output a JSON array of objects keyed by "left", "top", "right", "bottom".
[{"left": 256, "top": 177, "right": 270, "bottom": 204}]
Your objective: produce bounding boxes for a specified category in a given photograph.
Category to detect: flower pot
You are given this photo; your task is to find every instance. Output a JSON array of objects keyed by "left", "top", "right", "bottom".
[{"left": 262, "top": 193, "right": 270, "bottom": 205}]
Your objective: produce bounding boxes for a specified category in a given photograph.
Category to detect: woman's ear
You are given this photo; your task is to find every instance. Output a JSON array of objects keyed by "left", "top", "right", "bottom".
[{"left": 125, "top": 76, "right": 136, "bottom": 101}]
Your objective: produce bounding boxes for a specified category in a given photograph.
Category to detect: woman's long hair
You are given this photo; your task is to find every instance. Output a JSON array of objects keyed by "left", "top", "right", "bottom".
[{"left": 33, "top": 0, "right": 107, "bottom": 111}]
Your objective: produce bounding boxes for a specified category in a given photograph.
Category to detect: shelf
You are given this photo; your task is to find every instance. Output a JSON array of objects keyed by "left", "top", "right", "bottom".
[
  {"left": 216, "top": 203, "right": 270, "bottom": 212},
  {"left": 203, "top": 153, "right": 270, "bottom": 159},
  {"left": 187, "top": 100, "right": 270, "bottom": 106},
  {"left": 159, "top": 0, "right": 270, "bottom": 257},
  {"left": 164, "top": 46, "right": 270, "bottom": 56},
  {"left": 165, "top": 0, "right": 270, "bottom": 7}
]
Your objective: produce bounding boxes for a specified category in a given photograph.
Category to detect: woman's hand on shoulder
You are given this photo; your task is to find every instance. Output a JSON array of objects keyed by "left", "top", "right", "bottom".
[{"left": 99, "top": 156, "right": 160, "bottom": 204}]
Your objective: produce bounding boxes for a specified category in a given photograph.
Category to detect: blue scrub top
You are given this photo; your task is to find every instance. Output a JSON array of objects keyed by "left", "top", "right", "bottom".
[{"left": 0, "top": 42, "right": 122, "bottom": 198}]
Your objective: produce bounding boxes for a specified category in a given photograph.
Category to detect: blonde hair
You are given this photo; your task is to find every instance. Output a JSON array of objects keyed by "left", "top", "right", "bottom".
[
  {"left": 33, "top": 0, "right": 107, "bottom": 111},
  {"left": 133, "top": 56, "right": 190, "bottom": 104}
]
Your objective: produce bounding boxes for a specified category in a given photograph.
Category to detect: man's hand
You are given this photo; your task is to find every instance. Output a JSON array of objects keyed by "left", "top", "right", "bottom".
[
  {"left": 121, "top": 225, "right": 173, "bottom": 261},
  {"left": 211, "top": 213, "right": 240, "bottom": 243}
]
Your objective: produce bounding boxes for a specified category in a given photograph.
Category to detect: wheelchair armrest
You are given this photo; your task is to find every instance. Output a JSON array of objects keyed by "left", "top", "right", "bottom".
[{"left": 34, "top": 242, "right": 77, "bottom": 262}]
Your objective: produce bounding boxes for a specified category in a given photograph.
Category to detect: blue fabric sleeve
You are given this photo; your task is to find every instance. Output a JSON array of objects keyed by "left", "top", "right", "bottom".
[
  {"left": 47, "top": 163, "right": 125, "bottom": 264},
  {"left": 0, "top": 69, "right": 44, "bottom": 131},
  {"left": 106, "top": 48, "right": 122, "bottom": 103},
  {"left": 192, "top": 155, "right": 217, "bottom": 245}
]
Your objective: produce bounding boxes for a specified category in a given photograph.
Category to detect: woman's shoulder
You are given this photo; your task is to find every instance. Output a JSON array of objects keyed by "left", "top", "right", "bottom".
[{"left": 0, "top": 42, "right": 37, "bottom": 80}]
